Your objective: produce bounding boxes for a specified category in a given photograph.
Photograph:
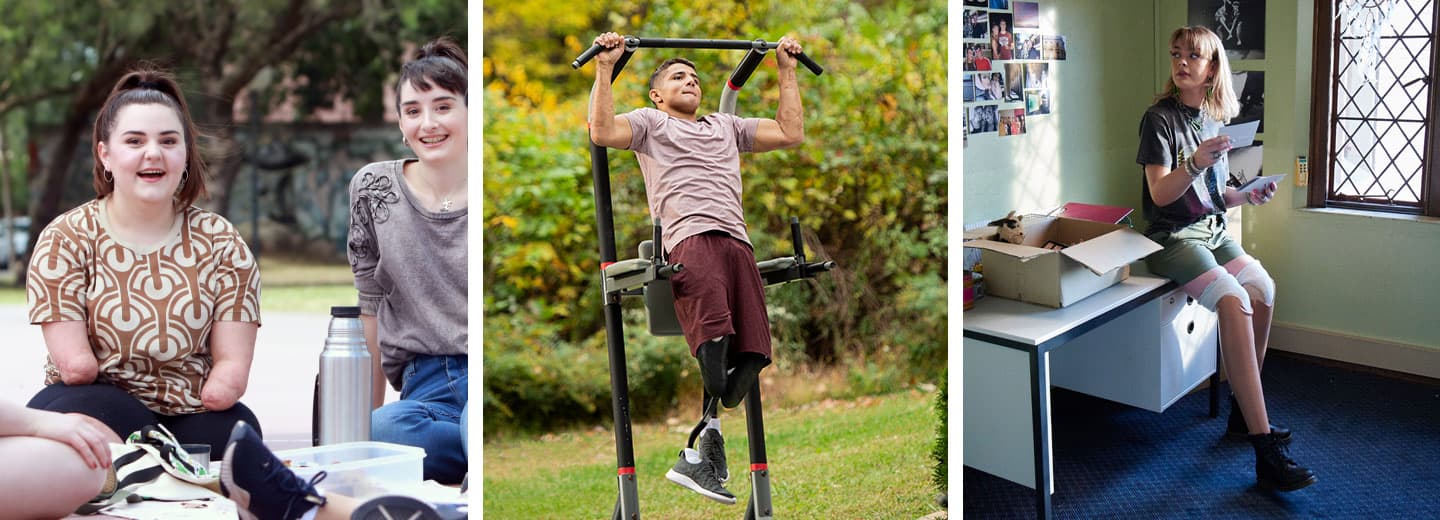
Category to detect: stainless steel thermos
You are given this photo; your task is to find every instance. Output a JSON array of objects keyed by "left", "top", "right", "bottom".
[{"left": 316, "top": 305, "right": 372, "bottom": 445}]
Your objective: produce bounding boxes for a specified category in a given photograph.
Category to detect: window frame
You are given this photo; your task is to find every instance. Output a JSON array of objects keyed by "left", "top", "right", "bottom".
[{"left": 1309, "top": 0, "right": 1440, "bottom": 217}]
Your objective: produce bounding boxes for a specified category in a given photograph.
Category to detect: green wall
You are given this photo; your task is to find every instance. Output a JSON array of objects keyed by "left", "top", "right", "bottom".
[
  {"left": 964, "top": 0, "right": 1440, "bottom": 351},
  {"left": 962, "top": 0, "right": 1157, "bottom": 226}
]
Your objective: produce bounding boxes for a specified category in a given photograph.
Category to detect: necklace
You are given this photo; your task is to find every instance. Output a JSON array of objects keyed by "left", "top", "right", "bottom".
[{"left": 416, "top": 169, "right": 464, "bottom": 212}]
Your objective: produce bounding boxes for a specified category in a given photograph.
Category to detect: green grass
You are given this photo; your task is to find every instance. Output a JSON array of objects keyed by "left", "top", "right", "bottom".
[
  {"left": 0, "top": 256, "right": 357, "bottom": 314},
  {"left": 483, "top": 390, "right": 944, "bottom": 519}
]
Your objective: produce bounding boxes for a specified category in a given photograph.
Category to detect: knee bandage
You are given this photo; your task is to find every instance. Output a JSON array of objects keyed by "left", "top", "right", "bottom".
[
  {"left": 1234, "top": 261, "right": 1275, "bottom": 307},
  {"left": 1197, "top": 274, "right": 1252, "bottom": 314}
]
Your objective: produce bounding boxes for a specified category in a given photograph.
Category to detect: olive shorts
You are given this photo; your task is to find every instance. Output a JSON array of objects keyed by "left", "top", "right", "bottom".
[{"left": 1144, "top": 215, "right": 1247, "bottom": 285}]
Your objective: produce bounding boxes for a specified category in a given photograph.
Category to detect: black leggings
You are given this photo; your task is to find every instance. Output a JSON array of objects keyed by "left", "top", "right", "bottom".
[{"left": 27, "top": 383, "right": 262, "bottom": 459}]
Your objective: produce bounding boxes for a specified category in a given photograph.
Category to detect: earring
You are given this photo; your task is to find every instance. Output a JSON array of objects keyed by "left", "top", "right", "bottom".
[
  {"left": 402, "top": 136, "right": 408, "bottom": 146},
  {"left": 104, "top": 170, "right": 113, "bottom": 183},
  {"left": 177, "top": 169, "right": 188, "bottom": 193}
]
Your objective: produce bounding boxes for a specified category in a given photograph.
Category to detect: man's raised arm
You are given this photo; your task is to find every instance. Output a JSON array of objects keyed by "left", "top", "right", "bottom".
[
  {"left": 589, "top": 32, "right": 633, "bottom": 149},
  {"left": 753, "top": 36, "right": 805, "bottom": 152}
]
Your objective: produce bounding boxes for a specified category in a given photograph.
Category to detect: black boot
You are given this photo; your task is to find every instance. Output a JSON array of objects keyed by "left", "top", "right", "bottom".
[
  {"left": 1227, "top": 395, "right": 1291, "bottom": 442},
  {"left": 1248, "top": 432, "right": 1317, "bottom": 492},
  {"left": 695, "top": 336, "right": 730, "bottom": 398}
]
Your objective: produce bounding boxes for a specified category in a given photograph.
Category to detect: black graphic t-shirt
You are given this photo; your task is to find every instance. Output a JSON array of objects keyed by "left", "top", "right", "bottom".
[{"left": 1135, "top": 97, "right": 1230, "bottom": 234}]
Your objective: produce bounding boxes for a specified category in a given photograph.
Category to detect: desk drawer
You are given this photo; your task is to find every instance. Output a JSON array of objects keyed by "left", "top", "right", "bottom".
[{"left": 1049, "top": 287, "right": 1218, "bottom": 412}]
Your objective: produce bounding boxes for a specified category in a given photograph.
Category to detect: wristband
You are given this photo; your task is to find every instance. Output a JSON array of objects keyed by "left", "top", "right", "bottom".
[{"left": 1184, "top": 157, "right": 1204, "bottom": 178}]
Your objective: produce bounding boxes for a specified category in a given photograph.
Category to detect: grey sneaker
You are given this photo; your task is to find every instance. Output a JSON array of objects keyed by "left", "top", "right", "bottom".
[
  {"left": 665, "top": 451, "right": 737, "bottom": 505},
  {"left": 698, "top": 429, "right": 728, "bottom": 483}
]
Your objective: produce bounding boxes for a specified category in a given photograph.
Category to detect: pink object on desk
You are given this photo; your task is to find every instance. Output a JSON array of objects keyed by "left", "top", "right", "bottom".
[{"left": 1058, "top": 202, "right": 1133, "bottom": 225}]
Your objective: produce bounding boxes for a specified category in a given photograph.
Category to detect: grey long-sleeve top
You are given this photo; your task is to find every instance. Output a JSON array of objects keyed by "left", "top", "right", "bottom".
[{"left": 347, "top": 159, "right": 468, "bottom": 390}]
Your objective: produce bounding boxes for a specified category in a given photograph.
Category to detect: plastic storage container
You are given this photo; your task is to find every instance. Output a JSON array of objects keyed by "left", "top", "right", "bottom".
[{"left": 272, "top": 442, "right": 425, "bottom": 498}]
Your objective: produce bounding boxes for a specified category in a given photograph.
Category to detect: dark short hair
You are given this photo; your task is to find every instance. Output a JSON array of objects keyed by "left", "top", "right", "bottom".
[
  {"left": 648, "top": 57, "right": 697, "bottom": 91},
  {"left": 395, "top": 36, "right": 468, "bottom": 112},
  {"left": 92, "top": 65, "right": 208, "bottom": 209}
]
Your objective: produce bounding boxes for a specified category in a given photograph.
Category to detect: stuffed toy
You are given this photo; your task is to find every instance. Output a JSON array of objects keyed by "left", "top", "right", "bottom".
[{"left": 987, "top": 211, "right": 1025, "bottom": 244}]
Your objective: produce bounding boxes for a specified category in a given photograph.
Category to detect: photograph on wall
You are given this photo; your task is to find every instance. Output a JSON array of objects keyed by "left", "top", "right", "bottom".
[
  {"left": 1025, "top": 62, "right": 1050, "bottom": 90},
  {"left": 1014, "top": 1, "right": 1040, "bottom": 29},
  {"left": 964, "top": 0, "right": 989, "bottom": 6},
  {"left": 990, "top": 0, "right": 1011, "bottom": 10},
  {"left": 1026, "top": 89, "right": 1052, "bottom": 116},
  {"left": 974, "top": 71, "right": 1005, "bottom": 101},
  {"left": 1042, "top": 34, "right": 1068, "bottom": 60},
  {"left": 970, "top": 104, "right": 999, "bottom": 134},
  {"left": 1015, "top": 31, "right": 1042, "bottom": 60},
  {"left": 1231, "top": 70, "right": 1265, "bottom": 133},
  {"left": 989, "top": 12, "right": 1015, "bottom": 60},
  {"left": 999, "top": 108, "right": 1026, "bottom": 137},
  {"left": 1004, "top": 63, "right": 1025, "bottom": 102},
  {"left": 964, "top": 9, "right": 990, "bottom": 39},
  {"left": 1188, "top": 0, "right": 1265, "bottom": 60},
  {"left": 963, "top": 109, "right": 970, "bottom": 147},
  {"left": 964, "top": 42, "right": 994, "bottom": 71},
  {"left": 964, "top": 74, "right": 977, "bottom": 102}
]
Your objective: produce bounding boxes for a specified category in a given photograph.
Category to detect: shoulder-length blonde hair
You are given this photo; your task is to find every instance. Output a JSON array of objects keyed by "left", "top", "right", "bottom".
[{"left": 1156, "top": 26, "right": 1239, "bottom": 123}]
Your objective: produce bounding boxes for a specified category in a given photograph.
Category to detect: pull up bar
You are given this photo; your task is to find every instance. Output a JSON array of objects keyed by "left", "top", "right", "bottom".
[{"left": 572, "top": 37, "right": 825, "bottom": 76}]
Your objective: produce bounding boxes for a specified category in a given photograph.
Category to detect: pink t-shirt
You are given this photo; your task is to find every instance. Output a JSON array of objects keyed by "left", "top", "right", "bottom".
[{"left": 624, "top": 107, "right": 762, "bottom": 253}]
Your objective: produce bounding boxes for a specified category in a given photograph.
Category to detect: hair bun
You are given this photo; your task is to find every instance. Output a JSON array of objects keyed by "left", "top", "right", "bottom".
[{"left": 416, "top": 36, "right": 467, "bottom": 68}]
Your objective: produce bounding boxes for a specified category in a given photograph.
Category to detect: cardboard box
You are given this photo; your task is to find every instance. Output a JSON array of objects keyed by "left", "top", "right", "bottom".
[{"left": 963, "top": 215, "right": 1162, "bottom": 307}]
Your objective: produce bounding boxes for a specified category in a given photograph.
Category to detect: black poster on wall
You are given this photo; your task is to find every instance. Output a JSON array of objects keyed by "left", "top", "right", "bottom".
[{"left": 1188, "top": 0, "right": 1265, "bottom": 61}]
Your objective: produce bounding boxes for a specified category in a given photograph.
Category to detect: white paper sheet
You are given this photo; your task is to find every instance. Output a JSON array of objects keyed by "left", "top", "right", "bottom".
[{"left": 1219, "top": 120, "right": 1260, "bottom": 148}]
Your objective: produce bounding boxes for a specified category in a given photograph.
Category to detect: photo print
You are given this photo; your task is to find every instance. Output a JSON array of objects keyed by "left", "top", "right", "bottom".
[
  {"left": 999, "top": 108, "right": 1026, "bottom": 137},
  {"left": 1188, "top": 0, "right": 1265, "bottom": 60},
  {"left": 1232, "top": 70, "right": 1265, "bottom": 132},
  {"left": 1015, "top": 31, "right": 1042, "bottom": 60},
  {"left": 974, "top": 71, "right": 1005, "bottom": 101},
  {"left": 990, "top": 0, "right": 1011, "bottom": 10},
  {"left": 964, "top": 42, "right": 994, "bottom": 71},
  {"left": 964, "top": 74, "right": 976, "bottom": 102},
  {"left": 1004, "top": 63, "right": 1025, "bottom": 102},
  {"left": 1014, "top": 1, "right": 1040, "bottom": 29},
  {"left": 964, "top": 0, "right": 988, "bottom": 6},
  {"left": 1025, "top": 62, "right": 1050, "bottom": 90},
  {"left": 964, "top": 9, "right": 990, "bottom": 39},
  {"left": 1042, "top": 35, "right": 1067, "bottom": 60},
  {"left": 1026, "top": 89, "right": 1052, "bottom": 116},
  {"left": 969, "top": 104, "right": 999, "bottom": 134},
  {"left": 989, "top": 12, "right": 1015, "bottom": 60}
]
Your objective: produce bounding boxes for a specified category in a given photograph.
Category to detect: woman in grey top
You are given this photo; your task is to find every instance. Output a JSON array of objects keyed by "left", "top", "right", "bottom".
[
  {"left": 1136, "top": 26, "right": 1312, "bottom": 492},
  {"left": 347, "top": 36, "right": 468, "bottom": 484}
]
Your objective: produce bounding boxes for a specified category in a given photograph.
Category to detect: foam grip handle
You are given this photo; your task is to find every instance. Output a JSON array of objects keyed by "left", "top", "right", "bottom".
[
  {"left": 572, "top": 44, "right": 604, "bottom": 69},
  {"left": 795, "top": 52, "right": 823, "bottom": 75}
]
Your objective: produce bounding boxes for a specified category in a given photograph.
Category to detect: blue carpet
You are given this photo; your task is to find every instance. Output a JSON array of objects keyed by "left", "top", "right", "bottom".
[{"left": 963, "top": 352, "right": 1440, "bottom": 518}]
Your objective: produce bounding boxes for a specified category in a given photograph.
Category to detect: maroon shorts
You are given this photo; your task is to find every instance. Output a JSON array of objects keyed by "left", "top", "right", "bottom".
[{"left": 668, "top": 232, "right": 772, "bottom": 359}]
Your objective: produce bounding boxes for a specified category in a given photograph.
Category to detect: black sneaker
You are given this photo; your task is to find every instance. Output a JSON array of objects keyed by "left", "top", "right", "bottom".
[
  {"left": 720, "top": 353, "right": 771, "bottom": 408},
  {"left": 220, "top": 422, "right": 327, "bottom": 520},
  {"left": 665, "top": 450, "right": 736, "bottom": 505},
  {"left": 696, "top": 337, "right": 730, "bottom": 398},
  {"left": 352, "top": 495, "right": 443, "bottom": 520},
  {"left": 1226, "top": 395, "right": 1292, "bottom": 442},
  {"left": 698, "top": 428, "right": 728, "bottom": 483}
]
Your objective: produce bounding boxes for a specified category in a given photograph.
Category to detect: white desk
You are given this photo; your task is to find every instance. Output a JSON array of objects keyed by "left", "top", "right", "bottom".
[{"left": 963, "top": 275, "right": 1220, "bottom": 519}]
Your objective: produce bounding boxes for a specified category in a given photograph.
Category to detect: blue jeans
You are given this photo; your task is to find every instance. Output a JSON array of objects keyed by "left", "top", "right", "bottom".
[{"left": 371, "top": 354, "right": 467, "bottom": 483}]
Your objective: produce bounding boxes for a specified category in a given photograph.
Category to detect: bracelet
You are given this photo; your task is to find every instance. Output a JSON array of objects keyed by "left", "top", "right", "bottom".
[{"left": 1184, "top": 157, "right": 1204, "bottom": 178}]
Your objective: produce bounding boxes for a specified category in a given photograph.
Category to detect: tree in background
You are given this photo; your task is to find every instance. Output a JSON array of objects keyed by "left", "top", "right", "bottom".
[
  {"left": 483, "top": 0, "right": 947, "bottom": 432},
  {"left": 0, "top": 0, "right": 467, "bottom": 282}
]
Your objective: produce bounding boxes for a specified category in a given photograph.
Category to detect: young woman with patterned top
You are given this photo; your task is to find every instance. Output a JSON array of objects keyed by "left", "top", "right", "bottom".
[
  {"left": 1136, "top": 26, "right": 1314, "bottom": 492},
  {"left": 346, "top": 36, "right": 468, "bottom": 484},
  {"left": 25, "top": 66, "right": 263, "bottom": 457}
]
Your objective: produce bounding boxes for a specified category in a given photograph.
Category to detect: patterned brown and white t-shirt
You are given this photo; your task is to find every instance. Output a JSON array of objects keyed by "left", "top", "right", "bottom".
[{"left": 27, "top": 199, "right": 261, "bottom": 415}]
